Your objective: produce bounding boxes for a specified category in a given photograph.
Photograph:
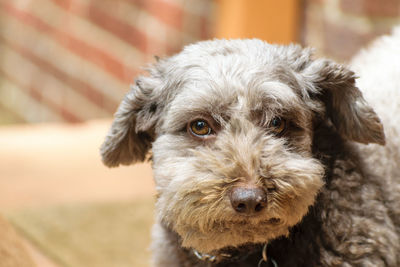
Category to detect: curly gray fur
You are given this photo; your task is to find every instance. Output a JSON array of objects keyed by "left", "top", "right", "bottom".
[{"left": 101, "top": 36, "right": 399, "bottom": 266}]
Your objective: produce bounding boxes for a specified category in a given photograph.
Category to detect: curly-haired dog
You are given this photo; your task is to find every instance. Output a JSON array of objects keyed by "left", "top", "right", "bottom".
[{"left": 101, "top": 32, "right": 400, "bottom": 266}]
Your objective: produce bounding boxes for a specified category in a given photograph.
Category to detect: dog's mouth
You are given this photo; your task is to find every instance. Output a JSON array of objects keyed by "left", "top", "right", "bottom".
[
  {"left": 177, "top": 215, "right": 290, "bottom": 254},
  {"left": 267, "top": 217, "right": 281, "bottom": 225},
  {"left": 225, "top": 216, "right": 284, "bottom": 229}
]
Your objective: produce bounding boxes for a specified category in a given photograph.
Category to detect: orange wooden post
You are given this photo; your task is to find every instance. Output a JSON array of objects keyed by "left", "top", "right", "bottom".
[{"left": 214, "top": 0, "right": 301, "bottom": 44}]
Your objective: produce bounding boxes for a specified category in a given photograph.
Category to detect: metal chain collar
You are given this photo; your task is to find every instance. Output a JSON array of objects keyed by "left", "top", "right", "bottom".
[{"left": 257, "top": 244, "right": 278, "bottom": 267}]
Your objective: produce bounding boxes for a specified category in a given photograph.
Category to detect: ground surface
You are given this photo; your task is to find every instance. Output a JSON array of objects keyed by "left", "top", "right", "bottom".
[{"left": 0, "top": 120, "right": 155, "bottom": 267}]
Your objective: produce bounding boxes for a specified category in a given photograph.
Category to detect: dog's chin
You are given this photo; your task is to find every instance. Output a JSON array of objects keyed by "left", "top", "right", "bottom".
[{"left": 175, "top": 217, "right": 291, "bottom": 254}]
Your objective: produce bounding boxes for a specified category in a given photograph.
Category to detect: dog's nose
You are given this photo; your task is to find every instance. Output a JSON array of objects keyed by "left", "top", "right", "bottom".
[{"left": 230, "top": 187, "right": 267, "bottom": 215}]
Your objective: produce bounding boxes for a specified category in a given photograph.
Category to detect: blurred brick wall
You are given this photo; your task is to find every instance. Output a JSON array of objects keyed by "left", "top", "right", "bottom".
[
  {"left": 302, "top": 0, "right": 400, "bottom": 62},
  {"left": 1, "top": 0, "right": 399, "bottom": 124},
  {"left": 0, "top": 0, "right": 212, "bottom": 124}
]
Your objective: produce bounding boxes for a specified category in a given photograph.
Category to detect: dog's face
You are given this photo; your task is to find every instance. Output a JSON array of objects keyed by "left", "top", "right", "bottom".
[{"left": 101, "top": 40, "right": 385, "bottom": 253}]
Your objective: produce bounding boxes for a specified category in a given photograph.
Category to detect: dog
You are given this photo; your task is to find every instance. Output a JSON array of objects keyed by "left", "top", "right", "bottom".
[{"left": 101, "top": 33, "right": 400, "bottom": 266}]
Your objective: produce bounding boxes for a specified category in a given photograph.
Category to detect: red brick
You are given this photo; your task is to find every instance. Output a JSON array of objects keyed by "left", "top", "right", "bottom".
[
  {"left": 144, "top": 0, "right": 184, "bottom": 31},
  {"left": 301, "top": 2, "right": 326, "bottom": 46},
  {"left": 323, "top": 22, "right": 362, "bottom": 60},
  {"left": 305, "top": 0, "right": 325, "bottom": 5},
  {"left": 322, "top": 21, "right": 391, "bottom": 61},
  {"left": 341, "top": 0, "right": 400, "bottom": 17}
]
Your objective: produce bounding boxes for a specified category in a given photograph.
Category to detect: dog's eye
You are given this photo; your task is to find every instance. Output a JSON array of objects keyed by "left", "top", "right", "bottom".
[
  {"left": 270, "top": 117, "right": 286, "bottom": 134},
  {"left": 189, "top": 120, "right": 212, "bottom": 137}
]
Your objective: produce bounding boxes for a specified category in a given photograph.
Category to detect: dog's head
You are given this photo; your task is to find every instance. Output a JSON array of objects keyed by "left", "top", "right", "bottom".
[{"left": 101, "top": 40, "right": 385, "bottom": 253}]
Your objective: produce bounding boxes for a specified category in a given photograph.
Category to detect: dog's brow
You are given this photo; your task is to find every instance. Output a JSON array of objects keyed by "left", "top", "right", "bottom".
[
  {"left": 164, "top": 106, "right": 225, "bottom": 133},
  {"left": 163, "top": 82, "right": 304, "bottom": 133},
  {"left": 241, "top": 82, "right": 303, "bottom": 115}
]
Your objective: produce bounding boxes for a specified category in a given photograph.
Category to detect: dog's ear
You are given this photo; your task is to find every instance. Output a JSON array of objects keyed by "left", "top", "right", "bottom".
[
  {"left": 303, "top": 59, "right": 385, "bottom": 145},
  {"left": 100, "top": 75, "right": 163, "bottom": 167}
]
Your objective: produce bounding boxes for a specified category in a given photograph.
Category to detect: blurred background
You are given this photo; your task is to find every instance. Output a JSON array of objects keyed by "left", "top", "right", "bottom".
[{"left": 0, "top": 0, "right": 399, "bottom": 266}]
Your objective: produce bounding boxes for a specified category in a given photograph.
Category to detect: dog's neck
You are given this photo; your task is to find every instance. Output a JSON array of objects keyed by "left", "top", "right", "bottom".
[
  {"left": 160, "top": 224, "right": 260, "bottom": 266},
  {"left": 162, "top": 225, "right": 279, "bottom": 267},
  {"left": 191, "top": 243, "right": 269, "bottom": 265}
]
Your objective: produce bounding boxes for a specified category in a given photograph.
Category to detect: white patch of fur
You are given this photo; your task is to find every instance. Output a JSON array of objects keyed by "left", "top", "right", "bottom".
[{"left": 351, "top": 26, "right": 400, "bottom": 233}]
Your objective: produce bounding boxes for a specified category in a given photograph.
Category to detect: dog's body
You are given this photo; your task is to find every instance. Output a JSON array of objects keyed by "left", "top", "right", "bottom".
[{"left": 101, "top": 30, "right": 400, "bottom": 266}]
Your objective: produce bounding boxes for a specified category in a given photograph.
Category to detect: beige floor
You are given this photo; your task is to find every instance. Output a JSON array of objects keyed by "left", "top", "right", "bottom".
[{"left": 0, "top": 120, "right": 156, "bottom": 267}]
